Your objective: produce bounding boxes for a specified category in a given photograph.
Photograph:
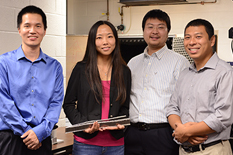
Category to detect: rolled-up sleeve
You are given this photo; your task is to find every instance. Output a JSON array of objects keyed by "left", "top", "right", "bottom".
[{"left": 203, "top": 70, "right": 233, "bottom": 133}]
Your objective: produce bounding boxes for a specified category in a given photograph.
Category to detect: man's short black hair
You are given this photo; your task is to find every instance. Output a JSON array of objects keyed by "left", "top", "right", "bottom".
[
  {"left": 142, "top": 9, "right": 171, "bottom": 33},
  {"left": 184, "top": 19, "right": 214, "bottom": 39},
  {"left": 17, "top": 5, "right": 47, "bottom": 30}
]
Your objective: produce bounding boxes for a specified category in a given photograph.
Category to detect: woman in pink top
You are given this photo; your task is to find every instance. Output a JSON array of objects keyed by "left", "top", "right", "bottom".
[{"left": 63, "top": 20, "right": 131, "bottom": 155}]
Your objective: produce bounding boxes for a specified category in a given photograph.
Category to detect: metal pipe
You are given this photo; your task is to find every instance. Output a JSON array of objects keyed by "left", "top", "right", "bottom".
[
  {"left": 186, "top": 0, "right": 217, "bottom": 5},
  {"left": 107, "top": 0, "right": 109, "bottom": 21},
  {"left": 122, "top": 0, "right": 217, "bottom": 6},
  {"left": 120, "top": 6, "right": 124, "bottom": 25}
]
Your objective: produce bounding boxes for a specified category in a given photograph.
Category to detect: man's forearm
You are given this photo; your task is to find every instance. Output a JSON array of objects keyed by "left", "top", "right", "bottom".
[
  {"left": 185, "top": 121, "right": 215, "bottom": 137},
  {"left": 168, "top": 114, "right": 182, "bottom": 129}
]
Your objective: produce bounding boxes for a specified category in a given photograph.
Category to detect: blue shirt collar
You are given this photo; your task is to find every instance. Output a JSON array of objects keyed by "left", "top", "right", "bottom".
[{"left": 16, "top": 45, "right": 47, "bottom": 63}]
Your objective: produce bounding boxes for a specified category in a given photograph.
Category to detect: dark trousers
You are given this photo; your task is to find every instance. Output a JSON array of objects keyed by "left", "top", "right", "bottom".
[
  {"left": 124, "top": 125, "right": 179, "bottom": 155},
  {"left": 0, "top": 130, "right": 52, "bottom": 155}
]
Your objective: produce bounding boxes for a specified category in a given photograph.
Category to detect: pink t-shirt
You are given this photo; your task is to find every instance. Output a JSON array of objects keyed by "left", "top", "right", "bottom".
[{"left": 74, "top": 80, "right": 124, "bottom": 146}]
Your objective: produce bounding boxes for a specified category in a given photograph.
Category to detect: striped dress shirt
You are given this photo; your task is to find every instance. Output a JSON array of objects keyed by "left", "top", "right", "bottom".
[{"left": 128, "top": 45, "right": 190, "bottom": 123}]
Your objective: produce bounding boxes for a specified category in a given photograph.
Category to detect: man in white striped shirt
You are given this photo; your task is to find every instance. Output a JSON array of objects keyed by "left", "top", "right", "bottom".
[{"left": 124, "top": 9, "right": 190, "bottom": 155}]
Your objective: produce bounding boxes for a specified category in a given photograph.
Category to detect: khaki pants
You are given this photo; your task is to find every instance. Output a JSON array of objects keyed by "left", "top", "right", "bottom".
[{"left": 179, "top": 140, "right": 232, "bottom": 155}]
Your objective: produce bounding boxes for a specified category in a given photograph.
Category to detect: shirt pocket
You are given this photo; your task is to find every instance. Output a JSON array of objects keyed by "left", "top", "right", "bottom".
[{"left": 149, "top": 72, "right": 173, "bottom": 94}]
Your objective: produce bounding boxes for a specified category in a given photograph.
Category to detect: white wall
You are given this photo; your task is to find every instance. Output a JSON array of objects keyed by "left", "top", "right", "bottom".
[
  {"left": 68, "top": 0, "right": 233, "bottom": 61},
  {"left": 0, "top": 0, "right": 67, "bottom": 127}
]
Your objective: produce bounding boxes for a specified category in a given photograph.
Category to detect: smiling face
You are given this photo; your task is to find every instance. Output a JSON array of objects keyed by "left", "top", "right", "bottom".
[
  {"left": 18, "top": 13, "right": 46, "bottom": 50},
  {"left": 95, "top": 24, "right": 116, "bottom": 58},
  {"left": 143, "top": 18, "right": 168, "bottom": 54},
  {"left": 184, "top": 25, "right": 215, "bottom": 65}
]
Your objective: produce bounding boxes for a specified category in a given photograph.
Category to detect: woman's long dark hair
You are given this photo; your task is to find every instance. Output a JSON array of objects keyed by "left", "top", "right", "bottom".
[{"left": 82, "top": 20, "right": 126, "bottom": 104}]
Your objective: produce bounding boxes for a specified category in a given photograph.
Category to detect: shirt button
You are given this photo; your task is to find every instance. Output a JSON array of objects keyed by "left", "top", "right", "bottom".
[
  {"left": 32, "top": 90, "right": 34, "bottom": 92},
  {"left": 110, "top": 104, "right": 113, "bottom": 106},
  {"left": 148, "top": 63, "right": 151, "bottom": 65},
  {"left": 32, "top": 76, "right": 34, "bottom": 79},
  {"left": 32, "top": 104, "right": 34, "bottom": 106},
  {"left": 146, "top": 74, "right": 148, "bottom": 77},
  {"left": 34, "top": 116, "right": 36, "bottom": 118},
  {"left": 110, "top": 115, "right": 113, "bottom": 118},
  {"left": 144, "top": 88, "right": 146, "bottom": 90},
  {"left": 141, "top": 101, "right": 144, "bottom": 103}
]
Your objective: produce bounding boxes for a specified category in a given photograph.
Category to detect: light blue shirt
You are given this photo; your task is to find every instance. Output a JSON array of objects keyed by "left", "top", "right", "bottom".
[
  {"left": 0, "top": 46, "right": 64, "bottom": 142},
  {"left": 128, "top": 45, "right": 189, "bottom": 123}
]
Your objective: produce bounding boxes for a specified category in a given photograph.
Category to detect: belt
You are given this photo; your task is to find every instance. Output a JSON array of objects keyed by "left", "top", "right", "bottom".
[
  {"left": 181, "top": 140, "right": 223, "bottom": 153},
  {"left": 27, "top": 123, "right": 36, "bottom": 128},
  {"left": 27, "top": 123, "right": 58, "bottom": 130},
  {"left": 130, "top": 122, "right": 170, "bottom": 131}
]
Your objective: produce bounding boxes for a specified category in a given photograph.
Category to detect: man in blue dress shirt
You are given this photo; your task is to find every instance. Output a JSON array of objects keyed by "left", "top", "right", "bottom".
[
  {"left": 124, "top": 9, "right": 190, "bottom": 155},
  {"left": 0, "top": 5, "right": 64, "bottom": 155}
]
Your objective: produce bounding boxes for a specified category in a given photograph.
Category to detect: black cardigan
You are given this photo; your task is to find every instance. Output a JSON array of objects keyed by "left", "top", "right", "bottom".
[{"left": 63, "top": 61, "right": 131, "bottom": 139}]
